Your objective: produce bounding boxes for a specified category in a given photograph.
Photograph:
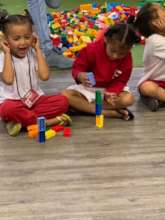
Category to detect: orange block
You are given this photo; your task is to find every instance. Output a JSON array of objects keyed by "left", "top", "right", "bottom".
[
  {"left": 27, "top": 124, "right": 38, "bottom": 131},
  {"left": 28, "top": 129, "right": 38, "bottom": 138},
  {"left": 80, "top": 4, "right": 92, "bottom": 11}
]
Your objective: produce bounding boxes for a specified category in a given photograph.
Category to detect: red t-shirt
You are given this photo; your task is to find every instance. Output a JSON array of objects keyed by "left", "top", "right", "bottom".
[{"left": 72, "top": 38, "right": 133, "bottom": 93}]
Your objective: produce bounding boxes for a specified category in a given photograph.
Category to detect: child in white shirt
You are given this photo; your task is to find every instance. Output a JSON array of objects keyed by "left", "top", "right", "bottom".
[
  {"left": 0, "top": 14, "right": 71, "bottom": 136},
  {"left": 133, "top": 3, "right": 165, "bottom": 111}
]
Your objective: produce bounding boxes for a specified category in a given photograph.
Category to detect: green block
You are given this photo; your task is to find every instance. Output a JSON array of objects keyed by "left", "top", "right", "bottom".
[{"left": 95, "top": 90, "right": 102, "bottom": 104}]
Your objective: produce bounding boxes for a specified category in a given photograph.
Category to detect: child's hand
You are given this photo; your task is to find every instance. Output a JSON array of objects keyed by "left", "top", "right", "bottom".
[
  {"left": 32, "top": 33, "right": 40, "bottom": 51},
  {"left": 104, "top": 92, "right": 119, "bottom": 108},
  {"left": 77, "top": 72, "right": 93, "bottom": 87},
  {"left": 0, "top": 41, "right": 10, "bottom": 54}
]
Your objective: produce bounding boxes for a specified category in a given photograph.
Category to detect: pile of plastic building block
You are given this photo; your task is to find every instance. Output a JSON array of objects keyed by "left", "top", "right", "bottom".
[{"left": 48, "top": 2, "right": 138, "bottom": 58}]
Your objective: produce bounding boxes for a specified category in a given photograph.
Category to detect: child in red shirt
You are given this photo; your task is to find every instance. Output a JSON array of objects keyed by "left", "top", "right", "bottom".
[{"left": 63, "top": 23, "right": 139, "bottom": 120}]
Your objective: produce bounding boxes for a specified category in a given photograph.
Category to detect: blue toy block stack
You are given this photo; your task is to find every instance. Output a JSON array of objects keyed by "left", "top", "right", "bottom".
[{"left": 37, "top": 116, "right": 46, "bottom": 143}]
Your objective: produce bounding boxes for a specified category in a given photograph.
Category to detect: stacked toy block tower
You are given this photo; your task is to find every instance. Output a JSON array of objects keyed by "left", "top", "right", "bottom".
[{"left": 95, "top": 90, "right": 104, "bottom": 128}]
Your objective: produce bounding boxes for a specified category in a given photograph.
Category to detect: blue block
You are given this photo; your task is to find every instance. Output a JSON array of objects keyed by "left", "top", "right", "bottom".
[
  {"left": 87, "top": 72, "right": 96, "bottom": 86},
  {"left": 37, "top": 116, "right": 46, "bottom": 132},
  {"left": 38, "top": 131, "right": 45, "bottom": 143},
  {"left": 95, "top": 104, "right": 102, "bottom": 115},
  {"left": 92, "top": 2, "right": 97, "bottom": 8}
]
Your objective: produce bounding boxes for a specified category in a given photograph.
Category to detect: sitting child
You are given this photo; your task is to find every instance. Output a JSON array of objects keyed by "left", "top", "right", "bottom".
[
  {"left": 0, "top": 14, "right": 71, "bottom": 136},
  {"left": 133, "top": 3, "right": 165, "bottom": 111},
  {"left": 62, "top": 23, "right": 140, "bottom": 120}
]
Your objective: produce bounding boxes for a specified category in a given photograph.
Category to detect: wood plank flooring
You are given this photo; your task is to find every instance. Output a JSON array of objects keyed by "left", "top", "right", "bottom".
[{"left": 0, "top": 68, "right": 165, "bottom": 220}]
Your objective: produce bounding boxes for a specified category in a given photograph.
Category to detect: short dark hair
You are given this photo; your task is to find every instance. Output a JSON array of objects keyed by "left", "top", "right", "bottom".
[
  {"left": 104, "top": 23, "right": 140, "bottom": 47},
  {"left": 134, "top": 3, "right": 159, "bottom": 37},
  {"left": 0, "top": 14, "right": 33, "bottom": 34}
]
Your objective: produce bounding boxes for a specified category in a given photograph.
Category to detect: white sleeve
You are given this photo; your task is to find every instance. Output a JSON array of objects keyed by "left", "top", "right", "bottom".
[
  {"left": 0, "top": 52, "right": 4, "bottom": 72},
  {"left": 151, "top": 35, "right": 165, "bottom": 59}
]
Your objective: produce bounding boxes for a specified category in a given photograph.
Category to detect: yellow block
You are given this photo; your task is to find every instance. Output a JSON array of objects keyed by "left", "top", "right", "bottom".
[
  {"left": 80, "top": 36, "right": 92, "bottom": 44},
  {"left": 45, "top": 129, "right": 56, "bottom": 140},
  {"left": 96, "top": 115, "right": 104, "bottom": 128}
]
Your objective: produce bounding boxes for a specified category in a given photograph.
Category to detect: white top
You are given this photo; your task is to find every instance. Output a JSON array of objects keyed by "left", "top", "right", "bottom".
[
  {"left": 138, "top": 34, "right": 165, "bottom": 86},
  {"left": 0, "top": 49, "right": 44, "bottom": 104}
]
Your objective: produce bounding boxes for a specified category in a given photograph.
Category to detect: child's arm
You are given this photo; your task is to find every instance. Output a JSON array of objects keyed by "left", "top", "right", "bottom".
[
  {"left": 72, "top": 45, "right": 95, "bottom": 84},
  {"left": 32, "top": 34, "right": 49, "bottom": 81},
  {"left": 0, "top": 41, "right": 14, "bottom": 85}
]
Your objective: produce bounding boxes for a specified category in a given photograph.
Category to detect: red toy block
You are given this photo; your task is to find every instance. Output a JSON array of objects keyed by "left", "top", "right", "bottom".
[
  {"left": 63, "top": 127, "right": 71, "bottom": 137},
  {"left": 51, "top": 125, "right": 64, "bottom": 132}
]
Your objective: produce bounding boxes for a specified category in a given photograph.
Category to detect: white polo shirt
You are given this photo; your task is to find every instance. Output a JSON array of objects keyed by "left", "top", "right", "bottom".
[
  {"left": 0, "top": 49, "right": 44, "bottom": 104},
  {"left": 138, "top": 34, "right": 165, "bottom": 86}
]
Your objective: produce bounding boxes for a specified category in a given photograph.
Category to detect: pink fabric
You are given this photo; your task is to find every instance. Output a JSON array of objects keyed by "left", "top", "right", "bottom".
[{"left": 0, "top": 94, "right": 69, "bottom": 127}]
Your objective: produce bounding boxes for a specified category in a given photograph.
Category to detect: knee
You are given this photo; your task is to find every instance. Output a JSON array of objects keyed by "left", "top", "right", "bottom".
[
  {"left": 0, "top": 101, "right": 17, "bottom": 117},
  {"left": 62, "top": 89, "right": 77, "bottom": 98},
  {"left": 120, "top": 93, "right": 134, "bottom": 107},
  {"left": 139, "top": 81, "right": 157, "bottom": 96}
]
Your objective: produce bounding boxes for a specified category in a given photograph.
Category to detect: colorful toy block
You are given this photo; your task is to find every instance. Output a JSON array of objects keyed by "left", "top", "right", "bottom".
[
  {"left": 63, "top": 127, "right": 71, "bottom": 137},
  {"left": 96, "top": 115, "right": 104, "bottom": 128},
  {"left": 37, "top": 116, "right": 46, "bottom": 132},
  {"left": 38, "top": 131, "right": 45, "bottom": 143},
  {"left": 27, "top": 124, "right": 38, "bottom": 131},
  {"left": 95, "top": 90, "right": 104, "bottom": 128},
  {"left": 37, "top": 116, "right": 46, "bottom": 143},
  {"left": 51, "top": 125, "right": 64, "bottom": 132},
  {"left": 28, "top": 129, "right": 38, "bottom": 138},
  {"left": 45, "top": 129, "right": 56, "bottom": 140},
  {"left": 87, "top": 72, "right": 96, "bottom": 86}
]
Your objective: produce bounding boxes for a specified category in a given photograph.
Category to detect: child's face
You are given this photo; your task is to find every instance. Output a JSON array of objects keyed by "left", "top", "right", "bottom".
[
  {"left": 105, "top": 38, "right": 131, "bottom": 60},
  {"left": 5, "top": 23, "right": 33, "bottom": 58}
]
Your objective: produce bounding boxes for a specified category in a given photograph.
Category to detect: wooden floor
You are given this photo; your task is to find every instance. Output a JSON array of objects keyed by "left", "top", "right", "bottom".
[{"left": 0, "top": 68, "right": 165, "bottom": 220}]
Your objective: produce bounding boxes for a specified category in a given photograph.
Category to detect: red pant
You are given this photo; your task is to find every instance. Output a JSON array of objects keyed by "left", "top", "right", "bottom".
[{"left": 0, "top": 94, "right": 68, "bottom": 127}]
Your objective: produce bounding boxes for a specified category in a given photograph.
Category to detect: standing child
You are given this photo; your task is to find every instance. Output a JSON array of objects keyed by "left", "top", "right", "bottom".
[
  {"left": 62, "top": 23, "right": 140, "bottom": 120},
  {"left": 0, "top": 14, "right": 71, "bottom": 136},
  {"left": 133, "top": 3, "right": 165, "bottom": 111}
]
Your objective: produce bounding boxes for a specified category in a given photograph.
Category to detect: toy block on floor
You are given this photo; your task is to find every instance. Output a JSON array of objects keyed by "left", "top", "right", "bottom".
[
  {"left": 45, "top": 129, "right": 56, "bottom": 140},
  {"left": 37, "top": 117, "right": 46, "bottom": 143},
  {"left": 96, "top": 115, "right": 104, "bottom": 128},
  {"left": 63, "top": 127, "right": 71, "bottom": 137}
]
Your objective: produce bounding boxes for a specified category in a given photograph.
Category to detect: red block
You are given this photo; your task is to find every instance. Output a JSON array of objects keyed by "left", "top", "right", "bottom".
[
  {"left": 51, "top": 125, "right": 64, "bottom": 132},
  {"left": 63, "top": 127, "right": 71, "bottom": 137}
]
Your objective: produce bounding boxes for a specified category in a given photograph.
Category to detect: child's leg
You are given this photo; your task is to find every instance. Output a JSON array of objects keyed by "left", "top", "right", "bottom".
[
  {"left": 103, "top": 91, "right": 134, "bottom": 120},
  {"left": 139, "top": 81, "right": 165, "bottom": 111},
  {"left": 105, "top": 91, "right": 134, "bottom": 109},
  {"left": 0, "top": 100, "right": 38, "bottom": 136},
  {"left": 33, "top": 94, "right": 71, "bottom": 126},
  {"left": 0, "top": 100, "right": 37, "bottom": 127},
  {"left": 0, "top": 94, "right": 69, "bottom": 128},
  {"left": 140, "top": 81, "right": 165, "bottom": 101},
  {"left": 62, "top": 89, "right": 134, "bottom": 120},
  {"left": 62, "top": 89, "right": 96, "bottom": 113}
]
